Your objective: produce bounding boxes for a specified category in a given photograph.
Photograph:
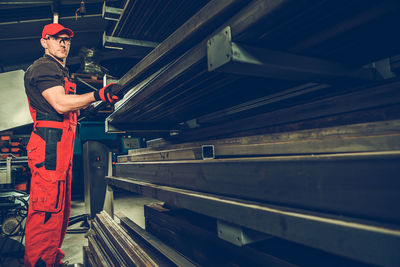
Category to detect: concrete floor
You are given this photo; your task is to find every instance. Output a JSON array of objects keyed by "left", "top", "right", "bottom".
[{"left": 0, "top": 190, "right": 157, "bottom": 266}]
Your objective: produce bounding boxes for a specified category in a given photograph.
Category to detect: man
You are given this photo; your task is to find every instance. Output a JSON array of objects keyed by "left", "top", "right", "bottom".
[{"left": 24, "top": 23, "right": 120, "bottom": 267}]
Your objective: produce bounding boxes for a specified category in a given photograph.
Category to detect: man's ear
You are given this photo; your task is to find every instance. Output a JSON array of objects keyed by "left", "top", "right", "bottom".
[{"left": 40, "top": 38, "right": 47, "bottom": 49}]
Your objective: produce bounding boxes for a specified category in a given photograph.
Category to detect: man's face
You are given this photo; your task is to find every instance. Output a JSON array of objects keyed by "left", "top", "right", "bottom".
[{"left": 42, "top": 33, "right": 71, "bottom": 60}]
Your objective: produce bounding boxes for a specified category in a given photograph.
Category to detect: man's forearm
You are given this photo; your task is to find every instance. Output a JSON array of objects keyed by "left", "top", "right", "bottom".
[
  {"left": 57, "top": 92, "right": 97, "bottom": 112},
  {"left": 42, "top": 85, "right": 97, "bottom": 114}
]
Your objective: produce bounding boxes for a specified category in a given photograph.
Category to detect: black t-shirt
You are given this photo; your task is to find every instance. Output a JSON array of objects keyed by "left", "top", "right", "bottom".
[{"left": 24, "top": 54, "right": 70, "bottom": 114}]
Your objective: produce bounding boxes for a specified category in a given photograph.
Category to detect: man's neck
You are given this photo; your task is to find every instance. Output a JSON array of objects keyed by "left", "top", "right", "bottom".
[{"left": 46, "top": 53, "right": 66, "bottom": 67}]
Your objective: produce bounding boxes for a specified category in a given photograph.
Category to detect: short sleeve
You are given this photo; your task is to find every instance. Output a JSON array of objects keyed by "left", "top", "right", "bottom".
[{"left": 30, "top": 61, "right": 64, "bottom": 93}]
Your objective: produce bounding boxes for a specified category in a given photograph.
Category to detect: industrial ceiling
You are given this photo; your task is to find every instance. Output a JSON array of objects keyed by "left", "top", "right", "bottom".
[{"left": 0, "top": 0, "right": 210, "bottom": 78}]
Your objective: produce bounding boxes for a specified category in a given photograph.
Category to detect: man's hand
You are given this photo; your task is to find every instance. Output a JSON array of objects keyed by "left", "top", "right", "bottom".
[{"left": 94, "top": 83, "right": 122, "bottom": 104}]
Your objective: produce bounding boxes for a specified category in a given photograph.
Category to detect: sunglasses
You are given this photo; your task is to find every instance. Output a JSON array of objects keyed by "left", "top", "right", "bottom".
[{"left": 45, "top": 35, "right": 72, "bottom": 44}]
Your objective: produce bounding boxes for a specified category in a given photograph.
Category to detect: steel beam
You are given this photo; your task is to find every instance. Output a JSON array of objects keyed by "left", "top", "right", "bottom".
[
  {"left": 122, "top": 119, "right": 400, "bottom": 158},
  {"left": 118, "top": 133, "right": 400, "bottom": 162},
  {"left": 197, "top": 82, "right": 331, "bottom": 124},
  {"left": 105, "top": 0, "right": 398, "bottom": 131},
  {"left": 115, "top": 151, "right": 400, "bottom": 223},
  {"left": 0, "top": 1, "right": 52, "bottom": 6},
  {"left": 110, "top": 0, "right": 131, "bottom": 37},
  {"left": 103, "top": 33, "right": 159, "bottom": 51},
  {"left": 87, "top": 233, "right": 111, "bottom": 267},
  {"left": 144, "top": 203, "right": 295, "bottom": 266},
  {"left": 108, "top": 0, "right": 290, "bottom": 124},
  {"left": 106, "top": 176, "right": 400, "bottom": 267},
  {"left": 118, "top": 120, "right": 400, "bottom": 162},
  {"left": 91, "top": 221, "right": 125, "bottom": 266},
  {"left": 207, "top": 26, "right": 380, "bottom": 81},
  {"left": 184, "top": 80, "right": 400, "bottom": 140},
  {"left": 118, "top": 147, "right": 202, "bottom": 162},
  {"left": 118, "top": 0, "right": 255, "bottom": 87},
  {"left": 117, "top": 212, "right": 197, "bottom": 267},
  {"left": 95, "top": 212, "right": 160, "bottom": 266},
  {"left": 105, "top": 120, "right": 178, "bottom": 134},
  {"left": 83, "top": 246, "right": 96, "bottom": 267},
  {"left": 140, "top": 119, "right": 400, "bottom": 152},
  {"left": 0, "top": 14, "right": 106, "bottom": 40},
  {"left": 102, "top": 3, "right": 123, "bottom": 21}
]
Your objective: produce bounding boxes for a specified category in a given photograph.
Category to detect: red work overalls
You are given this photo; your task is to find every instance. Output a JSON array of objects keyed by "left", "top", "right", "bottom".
[{"left": 25, "top": 78, "right": 77, "bottom": 267}]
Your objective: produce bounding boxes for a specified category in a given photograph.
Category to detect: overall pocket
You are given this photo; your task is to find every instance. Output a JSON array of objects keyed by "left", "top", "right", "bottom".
[
  {"left": 28, "top": 126, "right": 65, "bottom": 213},
  {"left": 27, "top": 132, "right": 45, "bottom": 170},
  {"left": 30, "top": 173, "right": 65, "bottom": 213},
  {"left": 35, "top": 127, "right": 63, "bottom": 170}
]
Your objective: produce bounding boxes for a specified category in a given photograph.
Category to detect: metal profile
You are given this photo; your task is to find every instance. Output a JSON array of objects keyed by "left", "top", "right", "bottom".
[
  {"left": 105, "top": 118, "right": 178, "bottom": 134},
  {"left": 201, "top": 145, "right": 215, "bottom": 159},
  {"left": 109, "top": 0, "right": 131, "bottom": 37},
  {"left": 106, "top": 176, "right": 400, "bottom": 267},
  {"left": 117, "top": 128, "right": 400, "bottom": 161},
  {"left": 95, "top": 211, "right": 159, "bottom": 266},
  {"left": 117, "top": 0, "right": 252, "bottom": 87},
  {"left": 118, "top": 147, "right": 202, "bottom": 162},
  {"left": 207, "top": 26, "right": 380, "bottom": 82},
  {"left": 183, "top": 79, "right": 400, "bottom": 140},
  {"left": 117, "top": 212, "right": 197, "bottom": 267},
  {"left": 102, "top": 32, "right": 159, "bottom": 51},
  {"left": 115, "top": 150, "right": 400, "bottom": 223},
  {"left": 87, "top": 233, "right": 112, "bottom": 267},
  {"left": 217, "top": 220, "right": 271, "bottom": 246},
  {"left": 108, "top": 0, "right": 290, "bottom": 126},
  {"left": 91, "top": 221, "right": 125, "bottom": 266},
  {"left": 102, "top": 3, "right": 123, "bottom": 21}
]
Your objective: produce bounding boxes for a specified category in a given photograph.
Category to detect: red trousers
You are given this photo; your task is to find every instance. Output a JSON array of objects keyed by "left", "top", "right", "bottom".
[{"left": 24, "top": 110, "right": 77, "bottom": 267}]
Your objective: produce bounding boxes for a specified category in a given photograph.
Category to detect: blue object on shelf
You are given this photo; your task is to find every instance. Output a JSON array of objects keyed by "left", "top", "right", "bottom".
[{"left": 74, "top": 121, "right": 119, "bottom": 155}]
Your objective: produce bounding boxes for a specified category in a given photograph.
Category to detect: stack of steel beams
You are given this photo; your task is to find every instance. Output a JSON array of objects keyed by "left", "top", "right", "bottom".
[
  {"left": 85, "top": 211, "right": 194, "bottom": 266},
  {"left": 143, "top": 203, "right": 375, "bottom": 266},
  {"left": 104, "top": 0, "right": 400, "bottom": 265},
  {"left": 105, "top": 0, "right": 400, "bottom": 135},
  {"left": 109, "top": 120, "right": 400, "bottom": 266}
]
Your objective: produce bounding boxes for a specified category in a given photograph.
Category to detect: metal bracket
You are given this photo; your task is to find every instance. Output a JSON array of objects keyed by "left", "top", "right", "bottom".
[
  {"left": 217, "top": 220, "right": 271, "bottom": 247},
  {"left": 102, "top": 2, "right": 123, "bottom": 21},
  {"left": 105, "top": 119, "right": 126, "bottom": 134},
  {"left": 185, "top": 118, "right": 200, "bottom": 129},
  {"left": 105, "top": 119, "right": 179, "bottom": 136},
  {"left": 103, "top": 32, "right": 159, "bottom": 51},
  {"left": 369, "top": 57, "right": 396, "bottom": 79},
  {"left": 207, "top": 26, "right": 233, "bottom": 71},
  {"left": 103, "top": 185, "right": 114, "bottom": 219},
  {"left": 103, "top": 152, "right": 115, "bottom": 219}
]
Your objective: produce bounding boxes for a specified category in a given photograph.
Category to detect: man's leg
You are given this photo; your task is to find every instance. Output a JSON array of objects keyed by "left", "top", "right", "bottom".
[
  {"left": 24, "top": 205, "right": 67, "bottom": 266},
  {"left": 24, "top": 169, "right": 67, "bottom": 266},
  {"left": 56, "top": 165, "right": 72, "bottom": 264}
]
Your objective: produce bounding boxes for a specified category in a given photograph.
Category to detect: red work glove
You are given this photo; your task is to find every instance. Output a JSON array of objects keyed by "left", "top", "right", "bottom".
[{"left": 94, "top": 83, "right": 121, "bottom": 104}]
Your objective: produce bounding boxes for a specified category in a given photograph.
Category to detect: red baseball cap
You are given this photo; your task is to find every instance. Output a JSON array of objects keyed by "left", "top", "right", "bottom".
[{"left": 42, "top": 23, "right": 74, "bottom": 38}]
